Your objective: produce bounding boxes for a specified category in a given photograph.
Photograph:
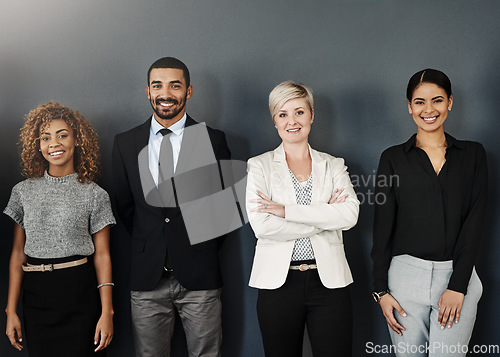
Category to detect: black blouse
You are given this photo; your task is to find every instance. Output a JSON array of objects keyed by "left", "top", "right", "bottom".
[{"left": 371, "top": 133, "right": 488, "bottom": 294}]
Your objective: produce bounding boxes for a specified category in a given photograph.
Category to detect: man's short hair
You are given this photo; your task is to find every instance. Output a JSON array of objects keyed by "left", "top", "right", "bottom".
[
  {"left": 147, "top": 57, "right": 191, "bottom": 87},
  {"left": 269, "top": 81, "right": 314, "bottom": 119}
]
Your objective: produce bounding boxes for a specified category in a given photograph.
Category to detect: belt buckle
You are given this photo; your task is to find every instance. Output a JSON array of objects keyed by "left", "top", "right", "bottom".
[
  {"left": 41, "top": 264, "right": 53, "bottom": 272},
  {"left": 298, "top": 264, "right": 310, "bottom": 272}
]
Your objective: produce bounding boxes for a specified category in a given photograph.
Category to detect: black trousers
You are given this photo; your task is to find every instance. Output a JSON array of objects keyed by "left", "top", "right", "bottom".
[{"left": 257, "top": 264, "right": 352, "bottom": 357}]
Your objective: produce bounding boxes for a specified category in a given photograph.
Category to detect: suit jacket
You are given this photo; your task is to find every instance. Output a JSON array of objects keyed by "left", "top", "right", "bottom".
[
  {"left": 112, "top": 115, "right": 231, "bottom": 291},
  {"left": 246, "top": 144, "right": 359, "bottom": 289}
]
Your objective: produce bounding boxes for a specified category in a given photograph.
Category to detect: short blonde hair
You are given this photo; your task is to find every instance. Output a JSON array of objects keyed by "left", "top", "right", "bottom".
[{"left": 269, "top": 81, "right": 314, "bottom": 118}]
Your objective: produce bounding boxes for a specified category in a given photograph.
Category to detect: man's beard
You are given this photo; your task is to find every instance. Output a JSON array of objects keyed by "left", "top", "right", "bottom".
[{"left": 152, "top": 97, "right": 186, "bottom": 120}]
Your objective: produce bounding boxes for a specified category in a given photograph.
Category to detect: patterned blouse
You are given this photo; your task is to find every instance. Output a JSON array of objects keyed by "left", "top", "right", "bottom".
[{"left": 289, "top": 169, "right": 315, "bottom": 261}]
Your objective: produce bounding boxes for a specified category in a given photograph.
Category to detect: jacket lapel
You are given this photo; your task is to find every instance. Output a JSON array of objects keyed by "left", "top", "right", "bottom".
[
  {"left": 135, "top": 118, "right": 164, "bottom": 214},
  {"left": 136, "top": 118, "right": 152, "bottom": 152},
  {"left": 272, "top": 144, "right": 297, "bottom": 205},
  {"left": 272, "top": 144, "right": 328, "bottom": 205},
  {"left": 309, "top": 147, "right": 327, "bottom": 204},
  {"left": 175, "top": 115, "right": 199, "bottom": 176}
]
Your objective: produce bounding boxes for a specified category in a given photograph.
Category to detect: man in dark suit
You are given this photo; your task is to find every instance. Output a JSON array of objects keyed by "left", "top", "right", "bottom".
[{"left": 112, "top": 57, "right": 230, "bottom": 357}]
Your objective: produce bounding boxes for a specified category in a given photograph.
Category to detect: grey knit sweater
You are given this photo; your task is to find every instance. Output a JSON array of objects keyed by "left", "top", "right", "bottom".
[{"left": 4, "top": 171, "right": 116, "bottom": 259}]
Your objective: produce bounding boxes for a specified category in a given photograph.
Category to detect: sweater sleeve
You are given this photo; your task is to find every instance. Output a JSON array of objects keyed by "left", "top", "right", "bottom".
[
  {"left": 89, "top": 185, "right": 117, "bottom": 235},
  {"left": 3, "top": 183, "right": 25, "bottom": 229}
]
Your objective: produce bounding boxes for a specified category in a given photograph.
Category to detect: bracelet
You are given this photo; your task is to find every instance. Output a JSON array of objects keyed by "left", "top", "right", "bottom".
[{"left": 97, "top": 282, "right": 115, "bottom": 289}]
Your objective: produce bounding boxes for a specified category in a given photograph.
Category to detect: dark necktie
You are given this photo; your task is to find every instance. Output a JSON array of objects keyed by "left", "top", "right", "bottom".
[
  {"left": 159, "top": 128, "right": 174, "bottom": 180},
  {"left": 159, "top": 128, "right": 175, "bottom": 271},
  {"left": 158, "top": 128, "right": 177, "bottom": 207}
]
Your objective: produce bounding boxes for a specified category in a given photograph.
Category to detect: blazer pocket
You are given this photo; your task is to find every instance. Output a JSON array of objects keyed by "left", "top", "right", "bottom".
[{"left": 131, "top": 238, "right": 145, "bottom": 253}]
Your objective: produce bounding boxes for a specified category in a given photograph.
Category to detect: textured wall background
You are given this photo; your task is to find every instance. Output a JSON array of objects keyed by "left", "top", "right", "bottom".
[{"left": 1, "top": 1, "right": 499, "bottom": 356}]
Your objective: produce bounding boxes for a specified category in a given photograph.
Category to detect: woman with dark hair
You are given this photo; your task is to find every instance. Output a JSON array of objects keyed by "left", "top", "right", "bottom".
[
  {"left": 371, "top": 69, "right": 487, "bottom": 356},
  {"left": 4, "top": 102, "right": 116, "bottom": 356},
  {"left": 246, "top": 81, "right": 360, "bottom": 356}
]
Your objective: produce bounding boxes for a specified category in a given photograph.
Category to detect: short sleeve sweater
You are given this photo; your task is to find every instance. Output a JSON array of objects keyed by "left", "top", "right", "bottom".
[{"left": 3, "top": 171, "right": 116, "bottom": 259}]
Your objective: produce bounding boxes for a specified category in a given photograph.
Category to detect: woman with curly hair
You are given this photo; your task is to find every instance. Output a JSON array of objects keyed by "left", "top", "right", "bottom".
[{"left": 4, "top": 101, "right": 116, "bottom": 356}]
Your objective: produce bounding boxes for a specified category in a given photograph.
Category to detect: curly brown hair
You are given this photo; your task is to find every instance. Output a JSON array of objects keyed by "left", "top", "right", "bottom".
[{"left": 20, "top": 101, "right": 100, "bottom": 183}]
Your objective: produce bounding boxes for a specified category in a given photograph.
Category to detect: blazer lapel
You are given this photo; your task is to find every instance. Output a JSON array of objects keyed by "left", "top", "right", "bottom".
[
  {"left": 135, "top": 118, "right": 164, "bottom": 213},
  {"left": 309, "top": 146, "right": 327, "bottom": 204},
  {"left": 175, "top": 115, "right": 199, "bottom": 176},
  {"left": 175, "top": 115, "right": 219, "bottom": 176},
  {"left": 272, "top": 144, "right": 297, "bottom": 205},
  {"left": 272, "top": 144, "right": 328, "bottom": 205},
  {"left": 136, "top": 118, "right": 152, "bottom": 152}
]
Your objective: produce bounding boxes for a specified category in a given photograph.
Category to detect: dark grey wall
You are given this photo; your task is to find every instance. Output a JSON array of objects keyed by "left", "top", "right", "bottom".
[{"left": 1, "top": 1, "right": 499, "bottom": 356}]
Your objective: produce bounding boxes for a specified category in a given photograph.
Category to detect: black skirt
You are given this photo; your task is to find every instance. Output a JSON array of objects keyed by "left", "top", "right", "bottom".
[{"left": 22, "top": 255, "right": 106, "bottom": 357}]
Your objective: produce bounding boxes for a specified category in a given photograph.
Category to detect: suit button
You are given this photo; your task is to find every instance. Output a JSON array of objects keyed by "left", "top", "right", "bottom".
[{"left": 164, "top": 218, "right": 170, "bottom": 223}]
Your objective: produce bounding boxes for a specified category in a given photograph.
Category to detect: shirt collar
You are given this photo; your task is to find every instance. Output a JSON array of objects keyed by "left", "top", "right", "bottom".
[
  {"left": 403, "top": 132, "right": 464, "bottom": 152},
  {"left": 151, "top": 113, "right": 187, "bottom": 136}
]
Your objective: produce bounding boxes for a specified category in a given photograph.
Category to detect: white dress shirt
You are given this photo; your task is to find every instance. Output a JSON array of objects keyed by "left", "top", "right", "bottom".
[{"left": 148, "top": 114, "right": 187, "bottom": 186}]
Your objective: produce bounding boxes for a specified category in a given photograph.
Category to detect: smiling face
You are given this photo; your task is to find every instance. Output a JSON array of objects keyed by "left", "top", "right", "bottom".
[
  {"left": 147, "top": 68, "right": 193, "bottom": 127},
  {"left": 39, "top": 119, "right": 76, "bottom": 176},
  {"left": 274, "top": 97, "right": 314, "bottom": 145},
  {"left": 408, "top": 82, "right": 453, "bottom": 134}
]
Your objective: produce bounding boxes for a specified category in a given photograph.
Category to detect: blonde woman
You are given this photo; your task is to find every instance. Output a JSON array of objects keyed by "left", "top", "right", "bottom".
[{"left": 246, "top": 81, "right": 359, "bottom": 357}]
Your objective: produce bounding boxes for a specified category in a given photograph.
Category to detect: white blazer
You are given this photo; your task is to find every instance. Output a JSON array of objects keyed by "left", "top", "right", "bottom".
[{"left": 246, "top": 144, "right": 360, "bottom": 289}]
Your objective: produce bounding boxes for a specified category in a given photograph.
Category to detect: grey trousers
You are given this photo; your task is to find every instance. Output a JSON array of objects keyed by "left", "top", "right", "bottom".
[
  {"left": 387, "top": 254, "right": 482, "bottom": 357},
  {"left": 130, "top": 274, "right": 222, "bottom": 357}
]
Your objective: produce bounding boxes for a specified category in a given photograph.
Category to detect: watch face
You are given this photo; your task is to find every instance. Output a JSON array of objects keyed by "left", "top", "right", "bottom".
[{"left": 372, "top": 292, "right": 380, "bottom": 302}]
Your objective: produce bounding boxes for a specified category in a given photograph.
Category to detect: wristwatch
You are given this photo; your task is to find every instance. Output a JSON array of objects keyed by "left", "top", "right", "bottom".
[{"left": 372, "top": 290, "right": 389, "bottom": 303}]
